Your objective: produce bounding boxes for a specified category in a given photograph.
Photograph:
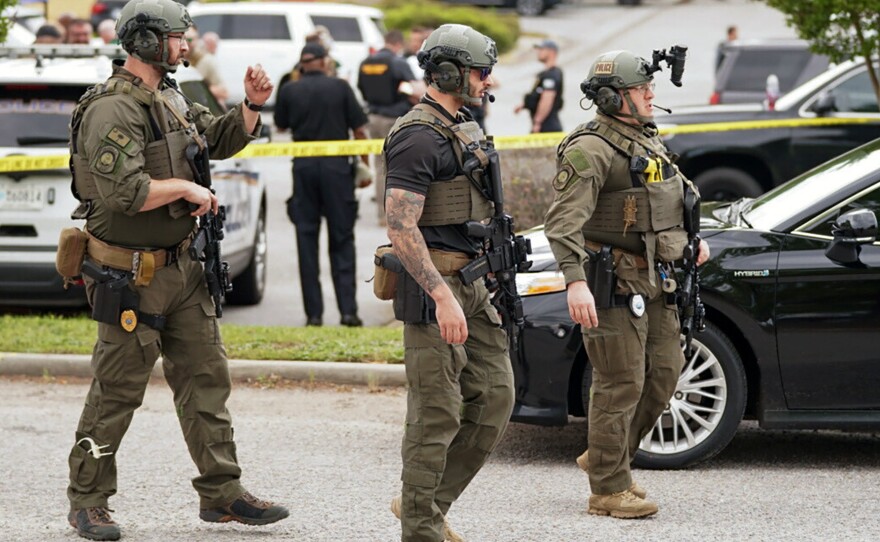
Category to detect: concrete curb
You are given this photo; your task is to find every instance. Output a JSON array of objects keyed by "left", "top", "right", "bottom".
[{"left": 0, "top": 352, "right": 406, "bottom": 387}]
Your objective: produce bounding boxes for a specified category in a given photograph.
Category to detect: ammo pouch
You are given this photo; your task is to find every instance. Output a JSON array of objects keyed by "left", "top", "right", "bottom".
[
  {"left": 55, "top": 227, "right": 89, "bottom": 285},
  {"left": 585, "top": 245, "right": 617, "bottom": 310},
  {"left": 393, "top": 268, "right": 436, "bottom": 324},
  {"left": 373, "top": 244, "right": 402, "bottom": 300}
]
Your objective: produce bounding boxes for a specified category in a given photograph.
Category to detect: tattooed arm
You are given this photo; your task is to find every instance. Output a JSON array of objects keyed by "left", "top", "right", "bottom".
[{"left": 386, "top": 187, "right": 468, "bottom": 345}]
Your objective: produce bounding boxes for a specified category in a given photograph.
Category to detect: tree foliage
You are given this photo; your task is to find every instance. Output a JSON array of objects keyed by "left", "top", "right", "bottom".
[
  {"left": 0, "top": 0, "right": 19, "bottom": 44},
  {"left": 762, "top": 0, "right": 880, "bottom": 104}
]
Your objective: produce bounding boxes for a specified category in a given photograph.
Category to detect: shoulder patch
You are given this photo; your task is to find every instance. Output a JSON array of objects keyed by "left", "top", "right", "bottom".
[
  {"left": 105, "top": 127, "right": 132, "bottom": 150},
  {"left": 564, "top": 148, "right": 592, "bottom": 175},
  {"left": 552, "top": 165, "right": 576, "bottom": 192},
  {"left": 94, "top": 146, "right": 120, "bottom": 175}
]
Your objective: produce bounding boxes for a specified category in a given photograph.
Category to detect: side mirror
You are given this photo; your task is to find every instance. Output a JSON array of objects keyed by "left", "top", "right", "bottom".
[
  {"left": 810, "top": 92, "right": 836, "bottom": 116},
  {"left": 825, "top": 208, "right": 878, "bottom": 265}
]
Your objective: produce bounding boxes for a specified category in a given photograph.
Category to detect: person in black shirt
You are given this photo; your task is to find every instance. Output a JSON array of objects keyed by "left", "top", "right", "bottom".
[
  {"left": 274, "top": 43, "right": 370, "bottom": 327},
  {"left": 515, "top": 39, "right": 564, "bottom": 133},
  {"left": 383, "top": 24, "right": 514, "bottom": 542}
]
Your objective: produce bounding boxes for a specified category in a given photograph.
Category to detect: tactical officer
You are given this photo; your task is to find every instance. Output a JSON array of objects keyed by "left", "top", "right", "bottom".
[
  {"left": 358, "top": 29, "right": 419, "bottom": 225},
  {"left": 515, "top": 39, "right": 564, "bottom": 133},
  {"left": 63, "top": 0, "right": 288, "bottom": 539},
  {"left": 383, "top": 24, "right": 514, "bottom": 542},
  {"left": 544, "top": 50, "right": 709, "bottom": 519},
  {"left": 274, "top": 42, "right": 371, "bottom": 327}
]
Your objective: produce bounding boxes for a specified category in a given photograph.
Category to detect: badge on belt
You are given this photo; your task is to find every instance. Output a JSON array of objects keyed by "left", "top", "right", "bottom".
[{"left": 628, "top": 293, "right": 646, "bottom": 318}]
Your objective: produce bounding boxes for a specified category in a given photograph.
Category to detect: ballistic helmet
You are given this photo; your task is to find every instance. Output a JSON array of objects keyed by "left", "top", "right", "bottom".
[
  {"left": 581, "top": 50, "right": 654, "bottom": 122},
  {"left": 116, "top": 0, "right": 192, "bottom": 73},
  {"left": 417, "top": 24, "right": 496, "bottom": 105}
]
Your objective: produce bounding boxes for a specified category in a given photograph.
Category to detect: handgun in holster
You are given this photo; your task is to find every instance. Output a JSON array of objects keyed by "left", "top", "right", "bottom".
[
  {"left": 81, "top": 260, "right": 139, "bottom": 326},
  {"left": 584, "top": 245, "right": 617, "bottom": 310},
  {"left": 386, "top": 255, "right": 436, "bottom": 325}
]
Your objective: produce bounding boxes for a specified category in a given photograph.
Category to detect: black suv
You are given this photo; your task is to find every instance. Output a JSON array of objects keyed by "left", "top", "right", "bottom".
[{"left": 660, "top": 59, "right": 880, "bottom": 201}]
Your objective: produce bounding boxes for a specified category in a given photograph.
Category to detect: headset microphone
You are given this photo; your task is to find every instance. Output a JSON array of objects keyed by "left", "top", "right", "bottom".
[
  {"left": 654, "top": 104, "right": 672, "bottom": 114},
  {"left": 182, "top": 59, "right": 190, "bottom": 68},
  {"left": 485, "top": 92, "right": 495, "bottom": 103}
]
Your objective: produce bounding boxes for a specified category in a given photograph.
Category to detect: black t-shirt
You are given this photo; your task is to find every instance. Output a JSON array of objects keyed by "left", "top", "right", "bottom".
[
  {"left": 384, "top": 99, "right": 483, "bottom": 256},
  {"left": 526, "top": 66, "right": 564, "bottom": 115},
  {"left": 273, "top": 71, "right": 367, "bottom": 141},
  {"left": 359, "top": 48, "right": 416, "bottom": 118}
]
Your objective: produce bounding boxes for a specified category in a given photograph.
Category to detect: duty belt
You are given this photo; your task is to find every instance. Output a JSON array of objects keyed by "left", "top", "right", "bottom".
[
  {"left": 429, "top": 249, "right": 473, "bottom": 276},
  {"left": 86, "top": 231, "right": 192, "bottom": 287},
  {"left": 585, "top": 240, "right": 648, "bottom": 270}
]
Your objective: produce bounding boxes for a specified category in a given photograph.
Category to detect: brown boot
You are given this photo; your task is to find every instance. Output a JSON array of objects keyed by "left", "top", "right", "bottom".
[
  {"left": 576, "top": 449, "right": 647, "bottom": 499},
  {"left": 200, "top": 492, "right": 289, "bottom": 526},
  {"left": 391, "top": 496, "right": 464, "bottom": 542},
  {"left": 588, "top": 489, "right": 658, "bottom": 519},
  {"left": 68, "top": 507, "right": 121, "bottom": 541}
]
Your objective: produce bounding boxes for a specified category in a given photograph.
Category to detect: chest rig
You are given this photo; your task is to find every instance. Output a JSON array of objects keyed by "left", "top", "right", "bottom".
[
  {"left": 385, "top": 103, "right": 494, "bottom": 227},
  {"left": 69, "top": 69, "right": 204, "bottom": 220},
  {"left": 559, "top": 115, "right": 692, "bottom": 264}
]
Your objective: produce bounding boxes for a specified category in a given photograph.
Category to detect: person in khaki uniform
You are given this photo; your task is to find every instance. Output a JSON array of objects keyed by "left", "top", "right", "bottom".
[
  {"left": 544, "top": 50, "right": 710, "bottom": 519},
  {"left": 62, "top": 0, "right": 287, "bottom": 539},
  {"left": 383, "top": 24, "right": 514, "bottom": 542}
]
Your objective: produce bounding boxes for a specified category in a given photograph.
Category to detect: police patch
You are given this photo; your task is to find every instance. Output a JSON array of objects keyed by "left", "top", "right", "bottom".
[
  {"left": 94, "top": 146, "right": 119, "bottom": 174},
  {"left": 595, "top": 61, "right": 614, "bottom": 75},
  {"left": 106, "top": 127, "right": 131, "bottom": 149},
  {"left": 552, "top": 166, "right": 575, "bottom": 192}
]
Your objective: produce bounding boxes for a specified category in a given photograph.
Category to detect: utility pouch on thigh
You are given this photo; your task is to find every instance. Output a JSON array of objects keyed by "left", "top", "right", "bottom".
[
  {"left": 82, "top": 260, "right": 139, "bottom": 330},
  {"left": 55, "top": 227, "right": 89, "bottom": 286},
  {"left": 373, "top": 244, "right": 402, "bottom": 300},
  {"left": 393, "top": 269, "right": 436, "bottom": 324},
  {"left": 585, "top": 245, "right": 617, "bottom": 310}
]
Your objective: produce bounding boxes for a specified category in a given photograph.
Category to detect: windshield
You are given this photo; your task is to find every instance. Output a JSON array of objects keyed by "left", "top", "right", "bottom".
[
  {"left": 745, "top": 139, "right": 880, "bottom": 230},
  {"left": 0, "top": 86, "right": 87, "bottom": 147}
]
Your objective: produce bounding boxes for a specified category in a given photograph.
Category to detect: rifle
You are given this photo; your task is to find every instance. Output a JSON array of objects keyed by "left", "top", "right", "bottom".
[
  {"left": 185, "top": 138, "right": 232, "bottom": 317},
  {"left": 678, "top": 184, "right": 705, "bottom": 356},
  {"left": 459, "top": 141, "right": 532, "bottom": 354}
]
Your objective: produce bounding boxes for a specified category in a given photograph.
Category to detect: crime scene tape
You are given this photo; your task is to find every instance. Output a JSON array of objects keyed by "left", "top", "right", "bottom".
[{"left": 2, "top": 117, "right": 877, "bottom": 173}]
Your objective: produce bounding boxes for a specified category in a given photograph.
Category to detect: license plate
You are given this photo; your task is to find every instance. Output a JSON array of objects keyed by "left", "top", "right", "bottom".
[{"left": 0, "top": 182, "right": 45, "bottom": 210}]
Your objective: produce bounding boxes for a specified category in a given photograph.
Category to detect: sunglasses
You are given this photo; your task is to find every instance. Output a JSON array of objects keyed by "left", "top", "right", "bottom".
[{"left": 478, "top": 67, "right": 492, "bottom": 81}]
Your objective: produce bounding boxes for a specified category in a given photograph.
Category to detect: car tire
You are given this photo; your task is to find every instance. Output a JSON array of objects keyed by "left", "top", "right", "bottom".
[
  {"left": 226, "top": 206, "right": 267, "bottom": 306},
  {"left": 694, "top": 167, "right": 763, "bottom": 202},
  {"left": 516, "top": 0, "right": 545, "bottom": 16},
  {"left": 632, "top": 322, "right": 747, "bottom": 469}
]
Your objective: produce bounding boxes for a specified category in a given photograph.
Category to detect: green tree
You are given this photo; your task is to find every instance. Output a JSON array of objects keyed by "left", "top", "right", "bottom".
[
  {"left": 762, "top": 0, "right": 880, "bottom": 104},
  {"left": 0, "top": 0, "right": 19, "bottom": 44}
]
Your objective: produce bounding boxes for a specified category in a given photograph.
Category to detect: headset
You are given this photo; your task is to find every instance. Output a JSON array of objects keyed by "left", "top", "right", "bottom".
[
  {"left": 119, "top": 13, "right": 166, "bottom": 63},
  {"left": 580, "top": 79, "right": 623, "bottom": 115},
  {"left": 417, "top": 50, "right": 463, "bottom": 92}
]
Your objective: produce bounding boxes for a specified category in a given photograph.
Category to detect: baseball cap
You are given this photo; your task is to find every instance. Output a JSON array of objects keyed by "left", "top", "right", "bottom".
[
  {"left": 534, "top": 39, "right": 558, "bottom": 51},
  {"left": 300, "top": 42, "right": 327, "bottom": 62}
]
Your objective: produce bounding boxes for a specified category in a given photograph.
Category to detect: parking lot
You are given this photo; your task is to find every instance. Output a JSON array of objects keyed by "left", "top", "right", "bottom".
[{"left": 1, "top": 377, "right": 878, "bottom": 541}]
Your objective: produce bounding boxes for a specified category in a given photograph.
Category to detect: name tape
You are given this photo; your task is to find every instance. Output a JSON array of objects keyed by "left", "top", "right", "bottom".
[{"left": 2, "top": 117, "right": 876, "bottom": 173}]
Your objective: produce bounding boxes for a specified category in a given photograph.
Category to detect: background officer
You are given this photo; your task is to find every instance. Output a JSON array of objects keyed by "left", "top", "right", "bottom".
[
  {"left": 515, "top": 39, "right": 564, "bottom": 133},
  {"left": 274, "top": 42, "right": 370, "bottom": 327},
  {"left": 383, "top": 24, "right": 514, "bottom": 542},
  {"left": 544, "top": 50, "right": 709, "bottom": 519},
  {"left": 64, "top": 0, "right": 288, "bottom": 539},
  {"left": 358, "top": 29, "right": 420, "bottom": 225}
]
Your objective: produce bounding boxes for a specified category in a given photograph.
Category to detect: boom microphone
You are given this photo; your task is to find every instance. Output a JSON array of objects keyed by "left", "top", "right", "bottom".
[
  {"left": 485, "top": 92, "right": 495, "bottom": 103},
  {"left": 182, "top": 59, "right": 190, "bottom": 68},
  {"left": 654, "top": 104, "right": 672, "bottom": 114}
]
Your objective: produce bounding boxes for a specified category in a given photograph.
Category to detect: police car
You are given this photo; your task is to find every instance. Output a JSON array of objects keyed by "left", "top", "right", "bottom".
[{"left": 0, "top": 45, "right": 268, "bottom": 307}]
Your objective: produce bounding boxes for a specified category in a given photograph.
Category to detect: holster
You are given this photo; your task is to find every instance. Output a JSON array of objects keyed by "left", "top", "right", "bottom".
[
  {"left": 393, "top": 269, "right": 436, "bottom": 324},
  {"left": 585, "top": 244, "right": 617, "bottom": 310},
  {"left": 82, "top": 260, "right": 166, "bottom": 331},
  {"left": 373, "top": 244, "right": 402, "bottom": 300}
]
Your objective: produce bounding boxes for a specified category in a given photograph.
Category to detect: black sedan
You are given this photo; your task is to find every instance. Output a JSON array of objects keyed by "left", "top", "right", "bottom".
[
  {"left": 659, "top": 59, "right": 880, "bottom": 201},
  {"left": 511, "top": 137, "right": 880, "bottom": 469}
]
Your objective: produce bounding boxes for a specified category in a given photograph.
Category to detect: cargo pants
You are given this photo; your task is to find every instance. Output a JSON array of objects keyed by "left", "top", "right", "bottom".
[
  {"left": 400, "top": 277, "right": 515, "bottom": 542},
  {"left": 67, "top": 252, "right": 245, "bottom": 510},
  {"left": 583, "top": 287, "right": 683, "bottom": 495}
]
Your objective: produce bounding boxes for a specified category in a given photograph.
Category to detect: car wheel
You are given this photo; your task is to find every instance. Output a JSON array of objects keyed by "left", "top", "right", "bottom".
[
  {"left": 694, "top": 167, "right": 763, "bottom": 202},
  {"left": 632, "top": 322, "right": 747, "bottom": 469},
  {"left": 227, "top": 206, "right": 267, "bottom": 305},
  {"left": 516, "top": 0, "right": 545, "bottom": 16}
]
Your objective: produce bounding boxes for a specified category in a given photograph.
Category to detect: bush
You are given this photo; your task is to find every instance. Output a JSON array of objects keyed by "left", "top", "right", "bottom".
[
  {"left": 380, "top": 0, "right": 520, "bottom": 55},
  {"left": 499, "top": 148, "right": 558, "bottom": 231}
]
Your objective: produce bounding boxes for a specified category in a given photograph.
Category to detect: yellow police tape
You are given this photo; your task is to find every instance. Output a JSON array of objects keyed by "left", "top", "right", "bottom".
[{"left": 1, "top": 117, "right": 877, "bottom": 173}]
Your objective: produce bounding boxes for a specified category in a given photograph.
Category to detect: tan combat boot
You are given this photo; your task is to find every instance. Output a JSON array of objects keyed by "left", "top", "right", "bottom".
[
  {"left": 576, "top": 449, "right": 647, "bottom": 499},
  {"left": 391, "top": 496, "right": 464, "bottom": 542},
  {"left": 588, "top": 489, "right": 658, "bottom": 519}
]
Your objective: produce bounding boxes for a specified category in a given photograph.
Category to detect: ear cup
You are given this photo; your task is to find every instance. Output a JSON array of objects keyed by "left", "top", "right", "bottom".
[
  {"left": 134, "top": 28, "right": 161, "bottom": 62},
  {"left": 595, "top": 86, "right": 622, "bottom": 114},
  {"left": 580, "top": 79, "right": 595, "bottom": 99},
  {"left": 435, "top": 61, "right": 462, "bottom": 92}
]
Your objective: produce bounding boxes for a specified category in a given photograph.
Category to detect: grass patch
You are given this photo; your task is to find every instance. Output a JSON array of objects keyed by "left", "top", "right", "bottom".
[{"left": 0, "top": 314, "right": 404, "bottom": 363}]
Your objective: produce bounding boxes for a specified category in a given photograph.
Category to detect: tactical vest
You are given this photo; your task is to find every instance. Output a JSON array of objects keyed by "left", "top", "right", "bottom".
[
  {"left": 385, "top": 103, "right": 494, "bottom": 227},
  {"left": 358, "top": 54, "right": 397, "bottom": 106},
  {"left": 69, "top": 70, "right": 203, "bottom": 221},
  {"left": 558, "top": 115, "right": 692, "bottom": 263}
]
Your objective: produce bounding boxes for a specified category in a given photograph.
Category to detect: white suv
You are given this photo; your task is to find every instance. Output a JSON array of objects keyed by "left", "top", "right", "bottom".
[
  {"left": 0, "top": 45, "right": 268, "bottom": 308},
  {"left": 187, "top": 1, "right": 385, "bottom": 107}
]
